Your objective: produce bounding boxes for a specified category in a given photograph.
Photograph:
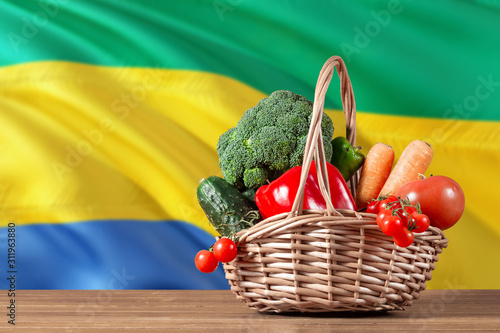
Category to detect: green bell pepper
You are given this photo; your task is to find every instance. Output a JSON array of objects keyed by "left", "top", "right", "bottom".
[{"left": 330, "top": 136, "right": 365, "bottom": 182}]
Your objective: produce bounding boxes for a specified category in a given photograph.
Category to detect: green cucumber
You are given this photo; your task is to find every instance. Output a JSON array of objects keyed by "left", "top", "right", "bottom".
[
  {"left": 197, "top": 176, "right": 261, "bottom": 238},
  {"left": 240, "top": 187, "right": 257, "bottom": 204}
]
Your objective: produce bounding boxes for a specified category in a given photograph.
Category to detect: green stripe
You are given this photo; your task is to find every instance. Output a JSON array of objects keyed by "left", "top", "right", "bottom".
[{"left": 2, "top": 0, "right": 500, "bottom": 120}]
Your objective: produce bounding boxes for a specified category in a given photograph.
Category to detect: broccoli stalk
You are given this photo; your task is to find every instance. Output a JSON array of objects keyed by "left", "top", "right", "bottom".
[{"left": 217, "top": 90, "right": 334, "bottom": 189}]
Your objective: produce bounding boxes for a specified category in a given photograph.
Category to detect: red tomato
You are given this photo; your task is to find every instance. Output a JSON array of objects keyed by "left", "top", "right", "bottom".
[
  {"left": 403, "top": 206, "right": 418, "bottom": 215},
  {"left": 378, "top": 195, "right": 400, "bottom": 211},
  {"left": 395, "top": 176, "right": 465, "bottom": 230},
  {"left": 195, "top": 250, "right": 219, "bottom": 273},
  {"left": 411, "top": 213, "right": 430, "bottom": 233},
  {"left": 213, "top": 238, "right": 237, "bottom": 263},
  {"left": 376, "top": 209, "right": 392, "bottom": 226},
  {"left": 366, "top": 200, "right": 381, "bottom": 214},
  {"left": 379, "top": 215, "right": 404, "bottom": 236},
  {"left": 393, "top": 228, "right": 415, "bottom": 248}
]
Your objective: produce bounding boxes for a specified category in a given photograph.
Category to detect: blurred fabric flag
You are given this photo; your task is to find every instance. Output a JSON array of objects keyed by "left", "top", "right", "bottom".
[{"left": 0, "top": 0, "right": 499, "bottom": 289}]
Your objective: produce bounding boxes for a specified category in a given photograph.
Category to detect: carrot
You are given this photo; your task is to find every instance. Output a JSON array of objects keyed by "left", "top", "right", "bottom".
[
  {"left": 355, "top": 142, "right": 394, "bottom": 209},
  {"left": 379, "top": 140, "right": 434, "bottom": 196}
]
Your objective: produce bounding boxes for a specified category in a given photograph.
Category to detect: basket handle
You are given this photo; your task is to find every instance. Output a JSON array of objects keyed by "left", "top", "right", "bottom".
[{"left": 289, "top": 56, "right": 357, "bottom": 217}]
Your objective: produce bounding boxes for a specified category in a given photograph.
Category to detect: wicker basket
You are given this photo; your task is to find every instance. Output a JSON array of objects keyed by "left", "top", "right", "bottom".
[{"left": 222, "top": 56, "right": 448, "bottom": 313}]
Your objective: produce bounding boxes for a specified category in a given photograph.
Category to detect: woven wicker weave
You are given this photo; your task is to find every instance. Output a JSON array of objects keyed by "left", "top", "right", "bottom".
[{"left": 222, "top": 56, "right": 448, "bottom": 313}]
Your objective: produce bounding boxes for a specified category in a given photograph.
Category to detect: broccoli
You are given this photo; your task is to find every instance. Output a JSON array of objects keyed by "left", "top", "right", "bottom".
[{"left": 217, "top": 90, "right": 334, "bottom": 189}]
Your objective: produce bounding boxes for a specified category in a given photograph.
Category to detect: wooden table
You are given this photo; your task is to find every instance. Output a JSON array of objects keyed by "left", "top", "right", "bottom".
[{"left": 1, "top": 290, "right": 498, "bottom": 332}]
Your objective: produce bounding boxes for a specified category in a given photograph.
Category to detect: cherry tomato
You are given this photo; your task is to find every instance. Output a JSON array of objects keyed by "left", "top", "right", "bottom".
[
  {"left": 367, "top": 200, "right": 381, "bottom": 214},
  {"left": 195, "top": 250, "right": 219, "bottom": 273},
  {"left": 212, "top": 238, "right": 237, "bottom": 263},
  {"left": 403, "top": 205, "right": 418, "bottom": 215},
  {"left": 393, "top": 209, "right": 407, "bottom": 226},
  {"left": 379, "top": 215, "right": 405, "bottom": 236},
  {"left": 379, "top": 195, "right": 401, "bottom": 212},
  {"left": 392, "top": 228, "right": 415, "bottom": 248},
  {"left": 376, "top": 208, "right": 392, "bottom": 226},
  {"left": 411, "top": 213, "right": 430, "bottom": 233},
  {"left": 395, "top": 176, "right": 465, "bottom": 230},
  {"left": 378, "top": 215, "right": 389, "bottom": 231},
  {"left": 393, "top": 205, "right": 413, "bottom": 227}
]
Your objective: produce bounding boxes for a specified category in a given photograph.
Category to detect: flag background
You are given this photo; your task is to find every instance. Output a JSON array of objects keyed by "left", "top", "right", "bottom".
[{"left": 1, "top": 0, "right": 499, "bottom": 290}]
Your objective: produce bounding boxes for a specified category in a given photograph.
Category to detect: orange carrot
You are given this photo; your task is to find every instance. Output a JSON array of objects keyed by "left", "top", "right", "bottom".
[
  {"left": 355, "top": 143, "right": 394, "bottom": 209},
  {"left": 379, "top": 140, "right": 434, "bottom": 196}
]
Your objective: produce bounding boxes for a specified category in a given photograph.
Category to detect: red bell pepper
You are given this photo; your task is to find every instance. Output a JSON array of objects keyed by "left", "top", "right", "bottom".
[{"left": 255, "top": 161, "right": 357, "bottom": 219}]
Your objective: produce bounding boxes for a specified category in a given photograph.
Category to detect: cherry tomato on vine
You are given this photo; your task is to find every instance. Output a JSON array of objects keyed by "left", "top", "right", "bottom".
[
  {"left": 213, "top": 237, "right": 237, "bottom": 263},
  {"left": 393, "top": 228, "right": 415, "bottom": 248},
  {"left": 367, "top": 200, "right": 381, "bottom": 214},
  {"left": 195, "top": 250, "right": 219, "bottom": 273},
  {"left": 379, "top": 195, "right": 400, "bottom": 212},
  {"left": 393, "top": 209, "right": 407, "bottom": 226},
  {"left": 404, "top": 206, "right": 418, "bottom": 215},
  {"left": 379, "top": 215, "right": 405, "bottom": 236},
  {"left": 376, "top": 208, "right": 392, "bottom": 226},
  {"left": 396, "top": 206, "right": 413, "bottom": 226},
  {"left": 411, "top": 213, "right": 430, "bottom": 233},
  {"left": 395, "top": 175, "right": 465, "bottom": 230},
  {"left": 398, "top": 205, "right": 417, "bottom": 220}
]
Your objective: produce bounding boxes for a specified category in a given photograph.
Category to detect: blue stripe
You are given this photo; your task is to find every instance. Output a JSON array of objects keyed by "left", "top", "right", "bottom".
[{"left": 0, "top": 220, "right": 228, "bottom": 290}]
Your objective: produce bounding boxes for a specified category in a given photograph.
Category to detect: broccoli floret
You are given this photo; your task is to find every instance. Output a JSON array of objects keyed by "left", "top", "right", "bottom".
[
  {"left": 217, "top": 90, "right": 335, "bottom": 189},
  {"left": 243, "top": 167, "right": 269, "bottom": 189}
]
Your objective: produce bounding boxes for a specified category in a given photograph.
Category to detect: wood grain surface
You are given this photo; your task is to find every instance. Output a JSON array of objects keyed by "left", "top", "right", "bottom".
[{"left": 1, "top": 289, "right": 499, "bottom": 332}]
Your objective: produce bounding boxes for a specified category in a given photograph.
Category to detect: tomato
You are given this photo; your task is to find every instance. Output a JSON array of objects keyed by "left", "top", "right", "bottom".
[
  {"left": 403, "top": 205, "right": 418, "bottom": 215},
  {"left": 411, "top": 213, "right": 430, "bottom": 233},
  {"left": 376, "top": 209, "right": 392, "bottom": 226},
  {"left": 367, "top": 200, "right": 381, "bottom": 214},
  {"left": 195, "top": 250, "right": 219, "bottom": 273},
  {"left": 379, "top": 195, "right": 401, "bottom": 211},
  {"left": 395, "top": 175, "right": 465, "bottom": 230},
  {"left": 213, "top": 238, "right": 237, "bottom": 263},
  {"left": 379, "top": 215, "right": 404, "bottom": 236},
  {"left": 377, "top": 213, "right": 389, "bottom": 232},
  {"left": 393, "top": 205, "right": 414, "bottom": 227},
  {"left": 392, "top": 228, "right": 415, "bottom": 248}
]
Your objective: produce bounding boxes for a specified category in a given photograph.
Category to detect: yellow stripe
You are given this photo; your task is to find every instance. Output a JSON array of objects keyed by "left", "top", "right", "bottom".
[
  {"left": 1, "top": 61, "right": 499, "bottom": 288},
  {"left": 0, "top": 61, "right": 263, "bottom": 235}
]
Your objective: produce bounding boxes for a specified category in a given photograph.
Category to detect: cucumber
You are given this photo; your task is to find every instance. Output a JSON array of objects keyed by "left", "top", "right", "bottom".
[
  {"left": 240, "top": 187, "right": 257, "bottom": 204},
  {"left": 197, "top": 176, "right": 261, "bottom": 238}
]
